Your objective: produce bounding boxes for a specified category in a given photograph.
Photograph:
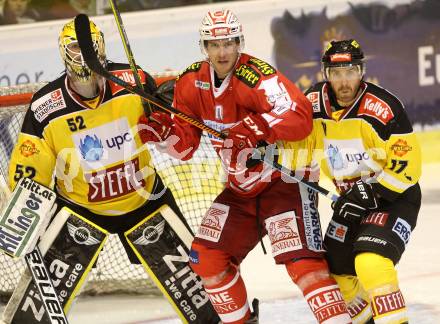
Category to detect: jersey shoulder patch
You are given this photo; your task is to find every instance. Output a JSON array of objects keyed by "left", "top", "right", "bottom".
[
  {"left": 247, "top": 57, "right": 276, "bottom": 76},
  {"left": 108, "top": 67, "right": 146, "bottom": 95},
  {"left": 306, "top": 91, "right": 321, "bottom": 113},
  {"left": 234, "top": 64, "right": 260, "bottom": 88},
  {"left": 30, "top": 87, "right": 67, "bottom": 123},
  {"left": 177, "top": 61, "right": 204, "bottom": 80},
  {"left": 357, "top": 92, "right": 394, "bottom": 125}
]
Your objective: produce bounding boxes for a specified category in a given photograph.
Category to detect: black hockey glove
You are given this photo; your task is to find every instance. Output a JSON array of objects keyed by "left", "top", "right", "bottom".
[{"left": 332, "top": 180, "right": 378, "bottom": 222}]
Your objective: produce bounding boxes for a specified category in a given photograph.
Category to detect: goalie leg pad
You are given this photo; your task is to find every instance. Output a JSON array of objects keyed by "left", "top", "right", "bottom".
[
  {"left": 124, "top": 205, "right": 220, "bottom": 324},
  {"left": 3, "top": 207, "right": 108, "bottom": 324},
  {"left": 286, "top": 258, "right": 351, "bottom": 324}
]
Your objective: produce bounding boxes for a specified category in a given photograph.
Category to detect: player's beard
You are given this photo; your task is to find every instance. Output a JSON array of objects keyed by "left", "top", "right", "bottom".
[
  {"left": 68, "top": 72, "right": 105, "bottom": 99},
  {"left": 335, "top": 83, "right": 360, "bottom": 106}
]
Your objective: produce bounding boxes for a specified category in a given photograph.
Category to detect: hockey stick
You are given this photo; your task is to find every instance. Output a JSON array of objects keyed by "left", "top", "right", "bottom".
[
  {"left": 74, "top": 14, "right": 339, "bottom": 202},
  {"left": 108, "top": 0, "right": 153, "bottom": 116},
  {"left": 0, "top": 171, "right": 68, "bottom": 324},
  {"left": 74, "top": 14, "right": 223, "bottom": 139}
]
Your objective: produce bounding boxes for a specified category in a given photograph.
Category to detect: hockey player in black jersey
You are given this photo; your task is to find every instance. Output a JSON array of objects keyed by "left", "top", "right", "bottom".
[
  {"left": 3, "top": 17, "right": 219, "bottom": 324},
  {"left": 304, "top": 39, "right": 421, "bottom": 324}
]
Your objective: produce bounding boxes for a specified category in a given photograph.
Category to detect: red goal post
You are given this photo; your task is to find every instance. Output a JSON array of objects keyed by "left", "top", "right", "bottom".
[{"left": 0, "top": 73, "right": 223, "bottom": 302}]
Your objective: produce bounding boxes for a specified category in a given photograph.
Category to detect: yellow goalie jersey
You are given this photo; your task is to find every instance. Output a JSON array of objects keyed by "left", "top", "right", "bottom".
[
  {"left": 9, "top": 63, "right": 157, "bottom": 216},
  {"left": 301, "top": 81, "right": 421, "bottom": 199}
]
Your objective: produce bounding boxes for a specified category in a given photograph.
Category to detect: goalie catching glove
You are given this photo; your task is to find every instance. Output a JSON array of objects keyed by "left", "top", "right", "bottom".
[
  {"left": 138, "top": 111, "right": 173, "bottom": 143},
  {"left": 220, "top": 113, "right": 271, "bottom": 173},
  {"left": 332, "top": 179, "right": 378, "bottom": 222}
]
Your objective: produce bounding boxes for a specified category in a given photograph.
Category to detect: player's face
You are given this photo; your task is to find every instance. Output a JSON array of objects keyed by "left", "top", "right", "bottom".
[
  {"left": 205, "top": 38, "right": 240, "bottom": 79},
  {"left": 327, "top": 66, "right": 362, "bottom": 105}
]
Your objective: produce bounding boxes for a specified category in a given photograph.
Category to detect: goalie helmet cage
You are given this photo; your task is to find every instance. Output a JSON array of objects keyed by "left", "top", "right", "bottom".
[{"left": 0, "top": 77, "right": 224, "bottom": 303}]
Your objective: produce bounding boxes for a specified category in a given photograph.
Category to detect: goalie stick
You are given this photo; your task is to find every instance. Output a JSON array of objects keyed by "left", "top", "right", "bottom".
[
  {"left": 74, "top": 14, "right": 339, "bottom": 202},
  {"left": 108, "top": 0, "right": 153, "bottom": 116}
]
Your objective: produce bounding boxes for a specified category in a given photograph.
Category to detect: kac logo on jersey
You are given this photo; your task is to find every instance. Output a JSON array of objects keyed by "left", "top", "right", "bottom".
[{"left": 79, "top": 134, "right": 104, "bottom": 162}]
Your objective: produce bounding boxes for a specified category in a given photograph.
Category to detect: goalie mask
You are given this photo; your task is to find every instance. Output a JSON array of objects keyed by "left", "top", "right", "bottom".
[
  {"left": 199, "top": 9, "right": 245, "bottom": 56},
  {"left": 59, "top": 19, "right": 106, "bottom": 97},
  {"left": 321, "top": 39, "right": 365, "bottom": 81}
]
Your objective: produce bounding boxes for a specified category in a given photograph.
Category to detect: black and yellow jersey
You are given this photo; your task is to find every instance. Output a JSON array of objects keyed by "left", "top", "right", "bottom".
[
  {"left": 9, "top": 62, "right": 158, "bottom": 216},
  {"left": 294, "top": 81, "right": 421, "bottom": 200}
]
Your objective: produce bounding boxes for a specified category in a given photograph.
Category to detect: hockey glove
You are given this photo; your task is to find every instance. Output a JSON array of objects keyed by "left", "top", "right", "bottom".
[
  {"left": 220, "top": 114, "right": 271, "bottom": 173},
  {"left": 138, "top": 111, "right": 173, "bottom": 143},
  {"left": 332, "top": 180, "right": 378, "bottom": 222}
]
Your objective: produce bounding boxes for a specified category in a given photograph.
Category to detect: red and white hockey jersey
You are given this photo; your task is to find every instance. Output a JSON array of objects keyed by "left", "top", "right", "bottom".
[{"left": 170, "top": 53, "right": 313, "bottom": 196}]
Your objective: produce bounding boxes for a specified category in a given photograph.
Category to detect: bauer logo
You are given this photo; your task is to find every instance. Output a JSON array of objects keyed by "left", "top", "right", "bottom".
[
  {"left": 265, "top": 211, "right": 302, "bottom": 257},
  {"left": 133, "top": 220, "right": 166, "bottom": 245},
  {"left": 31, "top": 89, "right": 66, "bottom": 122},
  {"left": 196, "top": 203, "right": 229, "bottom": 242},
  {"left": 392, "top": 218, "right": 411, "bottom": 245},
  {"left": 67, "top": 223, "right": 100, "bottom": 245},
  {"left": 326, "top": 220, "right": 348, "bottom": 243}
]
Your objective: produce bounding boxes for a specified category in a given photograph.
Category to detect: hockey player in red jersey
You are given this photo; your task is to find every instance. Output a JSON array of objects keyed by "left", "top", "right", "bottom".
[
  {"left": 139, "top": 9, "right": 352, "bottom": 324},
  {"left": 305, "top": 39, "right": 422, "bottom": 324}
]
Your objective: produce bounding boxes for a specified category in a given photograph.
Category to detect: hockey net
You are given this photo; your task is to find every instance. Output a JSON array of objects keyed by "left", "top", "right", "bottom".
[{"left": 0, "top": 77, "right": 224, "bottom": 303}]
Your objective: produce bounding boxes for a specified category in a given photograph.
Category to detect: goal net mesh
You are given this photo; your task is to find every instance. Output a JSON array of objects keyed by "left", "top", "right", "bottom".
[{"left": 0, "top": 80, "right": 224, "bottom": 302}]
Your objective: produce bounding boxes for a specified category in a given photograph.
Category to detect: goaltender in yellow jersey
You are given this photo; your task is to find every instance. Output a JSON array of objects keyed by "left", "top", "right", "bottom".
[{"left": 9, "top": 61, "right": 156, "bottom": 216}]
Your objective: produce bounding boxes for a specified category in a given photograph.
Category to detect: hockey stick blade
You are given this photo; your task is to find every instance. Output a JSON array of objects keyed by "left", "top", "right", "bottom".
[{"left": 74, "top": 14, "right": 224, "bottom": 139}]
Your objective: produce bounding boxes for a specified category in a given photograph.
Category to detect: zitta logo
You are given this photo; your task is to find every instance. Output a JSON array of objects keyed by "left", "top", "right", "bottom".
[
  {"left": 79, "top": 134, "right": 104, "bottom": 162},
  {"left": 67, "top": 222, "right": 100, "bottom": 245},
  {"left": 134, "top": 220, "right": 166, "bottom": 245}
]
